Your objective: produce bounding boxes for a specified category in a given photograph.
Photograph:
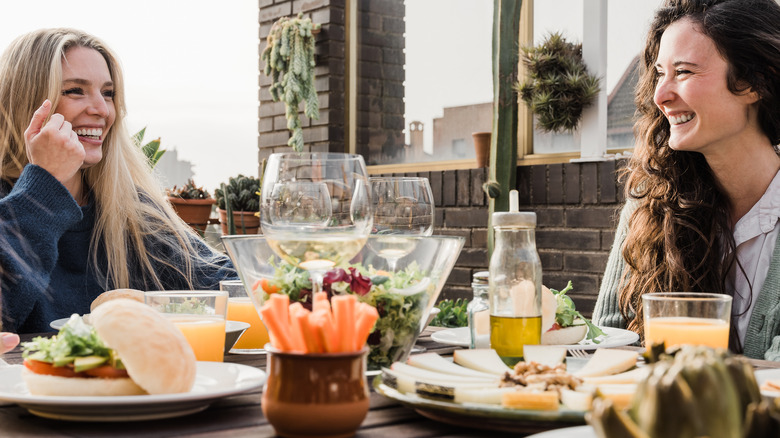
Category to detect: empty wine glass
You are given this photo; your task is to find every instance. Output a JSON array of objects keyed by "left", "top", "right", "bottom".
[
  {"left": 370, "top": 177, "right": 434, "bottom": 271},
  {"left": 260, "top": 152, "right": 373, "bottom": 293}
]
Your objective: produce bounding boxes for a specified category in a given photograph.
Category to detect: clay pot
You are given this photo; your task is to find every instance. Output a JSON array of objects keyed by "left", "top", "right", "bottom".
[
  {"left": 262, "top": 347, "right": 370, "bottom": 438},
  {"left": 217, "top": 208, "right": 260, "bottom": 235},
  {"left": 167, "top": 197, "right": 215, "bottom": 234},
  {"left": 472, "top": 131, "right": 491, "bottom": 168}
]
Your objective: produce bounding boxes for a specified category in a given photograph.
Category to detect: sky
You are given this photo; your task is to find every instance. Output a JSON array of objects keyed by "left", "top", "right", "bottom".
[
  {"left": 0, "top": 0, "right": 662, "bottom": 190},
  {"left": 0, "top": 0, "right": 259, "bottom": 192}
]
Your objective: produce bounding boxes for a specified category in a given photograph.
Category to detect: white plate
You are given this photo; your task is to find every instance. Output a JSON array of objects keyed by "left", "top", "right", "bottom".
[
  {"left": 0, "top": 361, "right": 266, "bottom": 421},
  {"left": 755, "top": 368, "right": 780, "bottom": 398},
  {"left": 430, "top": 326, "right": 639, "bottom": 351},
  {"left": 526, "top": 425, "right": 596, "bottom": 437}
]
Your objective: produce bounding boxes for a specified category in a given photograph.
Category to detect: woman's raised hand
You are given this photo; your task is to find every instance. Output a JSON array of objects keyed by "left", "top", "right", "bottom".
[{"left": 24, "top": 99, "right": 85, "bottom": 185}]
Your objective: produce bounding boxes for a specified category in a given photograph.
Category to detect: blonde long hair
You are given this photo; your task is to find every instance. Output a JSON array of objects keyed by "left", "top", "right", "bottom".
[{"left": 0, "top": 28, "right": 223, "bottom": 291}]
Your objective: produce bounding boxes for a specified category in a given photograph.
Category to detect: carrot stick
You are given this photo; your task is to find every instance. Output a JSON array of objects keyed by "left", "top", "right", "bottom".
[
  {"left": 286, "top": 302, "right": 307, "bottom": 353},
  {"left": 353, "top": 303, "right": 379, "bottom": 351},
  {"left": 312, "top": 291, "right": 330, "bottom": 313},
  {"left": 292, "top": 306, "right": 319, "bottom": 353},
  {"left": 268, "top": 294, "right": 290, "bottom": 329},
  {"left": 259, "top": 303, "right": 294, "bottom": 351},
  {"left": 307, "top": 311, "right": 326, "bottom": 353},
  {"left": 332, "top": 295, "right": 356, "bottom": 352},
  {"left": 311, "top": 310, "right": 339, "bottom": 353}
]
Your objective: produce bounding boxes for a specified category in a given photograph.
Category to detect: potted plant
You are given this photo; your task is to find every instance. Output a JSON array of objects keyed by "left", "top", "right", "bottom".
[
  {"left": 166, "top": 180, "right": 215, "bottom": 234},
  {"left": 132, "top": 127, "right": 165, "bottom": 168},
  {"left": 516, "top": 32, "right": 600, "bottom": 133},
  {"left": 261, "top": 13, "right": 320, "bottom": 152},
  {"left": 215, "top": 174, "right": 261, "bottom": 235}
]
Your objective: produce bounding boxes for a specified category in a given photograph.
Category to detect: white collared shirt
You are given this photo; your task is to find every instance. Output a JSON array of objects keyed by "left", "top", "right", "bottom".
[{"left": 728, "top": 170, "right": 780, "bottom": 343}]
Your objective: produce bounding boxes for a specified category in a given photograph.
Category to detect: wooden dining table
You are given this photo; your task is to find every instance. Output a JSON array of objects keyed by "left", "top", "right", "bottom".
[{"left": 3, "top": 327, "right": 780, "bottom": 438}]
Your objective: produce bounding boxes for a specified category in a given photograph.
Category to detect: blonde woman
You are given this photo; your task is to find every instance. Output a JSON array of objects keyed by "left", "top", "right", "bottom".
[{"left": 0, "top": 28, "right": 236, "bottom": 333}]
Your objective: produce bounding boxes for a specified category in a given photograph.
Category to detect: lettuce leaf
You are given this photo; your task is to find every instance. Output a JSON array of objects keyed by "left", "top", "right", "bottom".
[
  {"left": 22, "top": 315, "right": 113, "bottom": 366},
  {"left": 550, "top": 281, "right": 605, "bottom": 343}
]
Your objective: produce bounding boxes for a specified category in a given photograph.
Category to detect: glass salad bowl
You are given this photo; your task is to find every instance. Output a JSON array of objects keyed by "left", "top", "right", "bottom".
[{"left": 221, "top": 235, "right": 464, "bottom": 371}]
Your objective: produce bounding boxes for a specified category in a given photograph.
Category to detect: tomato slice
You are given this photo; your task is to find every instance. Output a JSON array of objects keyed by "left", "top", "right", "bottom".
[
  {"left": 83, "top": 365, "right": 130, "bottom": 379},
  {"left": 23, "top": 359, "right": 128, "bottom": 379},
  {"left": 24, "top": 359, "right": 83, "bottom": 378}
]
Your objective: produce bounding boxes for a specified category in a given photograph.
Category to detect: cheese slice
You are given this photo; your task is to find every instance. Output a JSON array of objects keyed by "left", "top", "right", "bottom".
[
  {"left": 382, "top": 368, "right": 498, "bottom": 398},
  {"left": 595, "top": 384, "right": 637, "bottom": 410},
  {"left": 390, "top": 362, "right": 497, "bottom": 384},
  {"left": 406, "top": 353, "right": 497, "bottom": 379},
  {"left": 560, "top": 388, "right": 593, "bottom": 411},
  {"left": 452, "top": 349, "right": 512, "bottom": 376},
  {"left": 582, "top": 366, "right": 649, "bottom": 384},
  {"left": 454, "top": 386, "right": 517, "bottom": 404},
  {"left": 573, "top": 349, "right": 638, "bottom": 378},
  {"left": 522, "top": 345, "right": 567, "bottom": 367}
]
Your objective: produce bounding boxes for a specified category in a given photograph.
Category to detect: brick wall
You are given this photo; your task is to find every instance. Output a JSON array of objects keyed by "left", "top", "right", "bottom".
[
  {"left": 258, "top": 0, "right": 346, "bottom": 163},
  {"left": 356, "top": 0, "right": 406, "bottom": 165},
  {"left": 257, "top": 2, "right": 628, "bottom": 318},
  {"left": 381, "top": 159, "right": 627, "bottom": 318}
]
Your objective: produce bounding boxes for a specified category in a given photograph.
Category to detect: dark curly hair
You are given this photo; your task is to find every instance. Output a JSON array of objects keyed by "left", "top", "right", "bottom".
[{"left": 618, "top": 0, "right": 780, "bottom": 347}]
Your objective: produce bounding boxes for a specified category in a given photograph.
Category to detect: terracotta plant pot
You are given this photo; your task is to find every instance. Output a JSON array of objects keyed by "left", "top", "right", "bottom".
[
  {"left": 262, "top": 347, "right": 370, "bottom": 438},
  {"left": 217, "top": 208, "right": 260, "bottom": 235},
  {"left": 167, "top": 197, "right": 215, "bottom": 234},
  {"left": 472, "top": 131, "right": 491, "bottom": 168}
]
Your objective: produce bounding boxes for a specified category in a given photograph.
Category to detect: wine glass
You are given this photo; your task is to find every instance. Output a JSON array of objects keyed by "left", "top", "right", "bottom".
[
  {"left": 260, "top": 153, "right": 372, "bottom": 293},
  {"left": 370, "top": 177, "right": 434, "bottom": 271}
]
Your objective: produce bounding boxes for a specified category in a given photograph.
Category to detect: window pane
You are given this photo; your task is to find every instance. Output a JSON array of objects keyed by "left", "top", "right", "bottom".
[
  {"left": 356, "top": 0, "right": 493, "bottom": 166},
  {"left": 531, "top": 0, "right": 658, "bottom": 154}
]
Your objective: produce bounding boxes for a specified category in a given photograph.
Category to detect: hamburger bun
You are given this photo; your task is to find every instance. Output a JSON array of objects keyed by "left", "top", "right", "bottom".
[
  {"left": 22, "top": 368, "right": 146, "bottom": 396},
  {"left": 91, "top": 299, "right": 197, "bottom": 394},
  {"left": 90, "top": 289, "right": 145, "bottom": 312},
  {"left": 23, "top": 299, "right": 196, "bottom": 396}
]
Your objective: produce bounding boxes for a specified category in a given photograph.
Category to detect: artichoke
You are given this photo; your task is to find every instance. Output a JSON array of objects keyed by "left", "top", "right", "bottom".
[{"left": 587, "top": 345, "right": 780, "bottom": 438}]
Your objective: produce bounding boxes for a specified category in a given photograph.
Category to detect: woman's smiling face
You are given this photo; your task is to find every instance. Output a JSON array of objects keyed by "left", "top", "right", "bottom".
[
  {"left": 55, "top": 46, "right": 116, "bottom": 169},
  {"left": 653, "top": 18, "right": 759, "bottom": 156}
]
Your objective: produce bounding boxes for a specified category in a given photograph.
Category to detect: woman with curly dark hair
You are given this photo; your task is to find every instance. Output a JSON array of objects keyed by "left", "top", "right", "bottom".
[{"left": 593, "top": 0, "right": 780, "bottom": 360}]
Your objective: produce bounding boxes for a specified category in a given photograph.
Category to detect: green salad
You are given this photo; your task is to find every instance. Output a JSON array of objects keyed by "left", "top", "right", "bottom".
[{"left": 257, "top": 259, "right": 434, "bottom": 369}]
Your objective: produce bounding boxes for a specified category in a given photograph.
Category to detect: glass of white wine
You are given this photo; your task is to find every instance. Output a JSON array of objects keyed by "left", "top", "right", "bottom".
[
  {"left": 260, "top": 152, "right": 373, "bottom": 293},
  {"left": 370, "top": 177, "right": 434, "bottom": 271}
]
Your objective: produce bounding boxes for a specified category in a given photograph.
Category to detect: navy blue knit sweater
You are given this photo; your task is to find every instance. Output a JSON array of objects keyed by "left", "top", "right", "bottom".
[{"left": 0, "top": 165, "right": 236, "bottom": 333}]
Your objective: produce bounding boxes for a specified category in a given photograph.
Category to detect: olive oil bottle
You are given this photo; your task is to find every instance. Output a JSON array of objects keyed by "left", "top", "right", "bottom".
[{"left": 488, "top": 190, "right": 542, "bottom": 366}]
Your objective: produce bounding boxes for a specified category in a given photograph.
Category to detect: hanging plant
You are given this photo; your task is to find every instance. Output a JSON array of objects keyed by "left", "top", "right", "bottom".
[
  {"left": 516, "top": 32, "right": 600, "bottom": 133},
  {"left": 261, "top": 13, "right": 321, "bottom": 152}
]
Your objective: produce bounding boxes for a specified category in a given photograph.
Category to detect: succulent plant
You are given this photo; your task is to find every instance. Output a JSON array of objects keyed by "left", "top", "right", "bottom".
[
  {"left": 261, "top": 13, "right": 321, "bottom": 152},
  {"left": 215, "top": 174, "right": 260, "bottom": 212},
  {"left": 587, "top": 344, "right": 780, "bottom": 438},
  {"left": 516, "top": 32, "right": 600, "bottom": 133},
  {"left": 132, "top": 127, "right": 165, "bottom": 168},
  {"left": 166, "top": 179, "right": 212, "bottom": 200}
]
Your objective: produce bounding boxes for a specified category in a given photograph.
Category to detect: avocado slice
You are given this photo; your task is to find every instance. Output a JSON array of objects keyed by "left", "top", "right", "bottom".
[
  {"left": 52, "top": 355, "right": 76, "bottom": 367},
  {"left": 73, "top": 355, "right": 107, "bottom": 372}
]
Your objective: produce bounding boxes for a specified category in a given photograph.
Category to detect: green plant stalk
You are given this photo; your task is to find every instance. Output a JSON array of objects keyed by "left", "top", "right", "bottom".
[
  {"left": 223, "top": 183, "right": 236, "bottom": 235},
  {"left": 486, "top": 0, "right": 521, "bottom": 256}
]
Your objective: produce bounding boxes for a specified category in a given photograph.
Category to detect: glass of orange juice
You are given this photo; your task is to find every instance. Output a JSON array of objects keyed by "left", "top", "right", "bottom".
[
  {"left": 145, "top": 291, "right": 228, "bottom": 362},
  {"left": 643, "top": 292, "right": 732, "bottom": 349},
  {"left": 220, "top": 279, "right": 270, "bottom": 354}
]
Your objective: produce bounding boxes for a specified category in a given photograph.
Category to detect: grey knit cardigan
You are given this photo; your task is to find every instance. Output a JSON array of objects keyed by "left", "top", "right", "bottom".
[{"left": 593, "top": 200, "right": 780, "bottom": 361}]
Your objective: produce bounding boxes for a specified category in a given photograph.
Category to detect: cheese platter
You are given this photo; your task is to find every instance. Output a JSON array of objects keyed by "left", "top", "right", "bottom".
[{"left": 372, "top": 346, "right": 644, "bottom": 433}]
